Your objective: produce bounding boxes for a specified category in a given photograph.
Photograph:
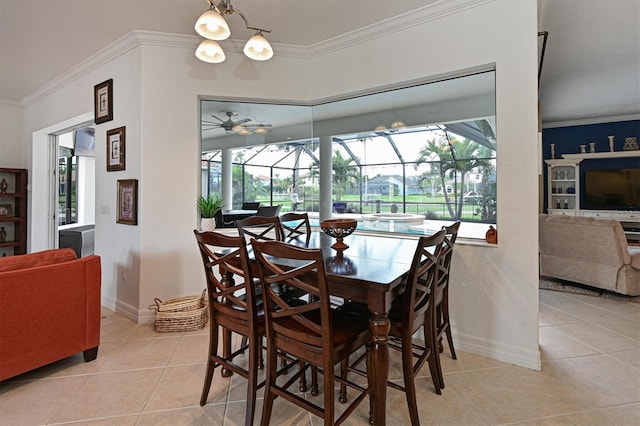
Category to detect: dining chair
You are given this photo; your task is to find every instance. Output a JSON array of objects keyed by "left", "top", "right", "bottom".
[
  {"left": 193, "top": 230, "right": 263, "bottom": 426},
  {"left": 250, "top": 239, "right": 372, "bottom": 426},
  {"left": 433, "top": 221, "right": 461, "bottom": 388},
  {"left": 379, "top": 230, "right": 446, "bottom": 425},
  {"left": 236, "top": 215, "right": 283, "bottom": 242},
  {"left": 256, "top": 204, "right": 282, "bottom": 217},
  {"left": 279, "top": 212, "right": 312, "bottom": 245},
  {"left": 236, "top": 214, "right": 312, "bottom": 390}
]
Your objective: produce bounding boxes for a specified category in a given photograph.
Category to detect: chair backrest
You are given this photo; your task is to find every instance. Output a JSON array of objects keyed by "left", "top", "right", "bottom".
[
  {"left": 250, "top": 239, "right": 330, "bottom": 351},
  {"left": 441, "top": 221, "right": 460, "bottom": 273},
  {"left": 236, "top": 215, "right": 283, "bottom": 243},
  {"left": 402, "top": 230, "right": 446, "bottom": 332},
  {"left": 241, "top": 202, "right": 261, "bottom": 210},
  {"left": 256, "top": 205, "right": 282, "bottom": 217},
  {"left": 279, "top": 212, "right": 311, "bottom": 244},
  {"left": 193, "top": 230, "right": 258, "bottom": 323}
]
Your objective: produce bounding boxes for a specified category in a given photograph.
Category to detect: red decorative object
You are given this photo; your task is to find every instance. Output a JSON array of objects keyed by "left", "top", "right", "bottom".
[{"left": 485, "top": 225, "right": 498, "bottom": 244}]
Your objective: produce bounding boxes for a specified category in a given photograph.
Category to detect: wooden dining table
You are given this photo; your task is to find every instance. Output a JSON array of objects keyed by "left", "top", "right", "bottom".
[
  {"left": 220, "top": 230, "right": 419, "bottom": 425},
  {"left": 285, "top": 231, "right": 419, "bottom": 425}
]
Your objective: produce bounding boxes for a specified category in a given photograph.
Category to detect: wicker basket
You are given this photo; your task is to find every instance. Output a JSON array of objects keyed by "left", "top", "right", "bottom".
[{"left": 149, "top": 289, "right": 208, "bottom": 333}]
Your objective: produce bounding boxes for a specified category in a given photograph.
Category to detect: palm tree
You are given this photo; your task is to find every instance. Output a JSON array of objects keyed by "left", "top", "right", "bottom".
[
  {"left": 417, "top": 137, "right": 457, "bottom": 217},
  {"left": 332, "top": 150, "right": 359, "bottom": 201},
  {"left": 417, "top": 135, "right": 494, "bottom": 220}
]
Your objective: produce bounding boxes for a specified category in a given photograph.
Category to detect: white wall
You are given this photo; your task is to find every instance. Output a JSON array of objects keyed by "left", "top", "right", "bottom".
[
  {"left": 18, "top": 0, "right": 541, "bottom": 369},
  {"left": 0, "top": 101, "right": 24, "bottom": 167},
  {"left": 25, "top": 46, "right": 142, "bottom": 313}
]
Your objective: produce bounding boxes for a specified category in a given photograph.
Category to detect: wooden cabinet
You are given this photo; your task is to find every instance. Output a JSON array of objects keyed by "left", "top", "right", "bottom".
[
  {"left": 545, "top": 158, "right": 581, "bottom": 215},
  {"left": 0, "top": 168, "right": 27, "bottom": 256}
]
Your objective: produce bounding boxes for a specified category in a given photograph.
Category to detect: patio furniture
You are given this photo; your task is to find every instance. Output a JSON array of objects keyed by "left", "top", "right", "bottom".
[{"left": 256, "top": 204, "right": 282, "bottom": 217}]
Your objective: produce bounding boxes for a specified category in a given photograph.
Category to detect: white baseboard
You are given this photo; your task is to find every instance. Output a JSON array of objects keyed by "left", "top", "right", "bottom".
[
  {"left": 414, "top": 326, "right": 541, "bottom": 371},
  {"left": 115, "top": 299, "right": 155, "bottom": 325},
  {"left": 455, "top": 331, "right": 541, "bottom": 371},
  {"left": 101, "top": 294, "right": 116, "bottom": 312}
]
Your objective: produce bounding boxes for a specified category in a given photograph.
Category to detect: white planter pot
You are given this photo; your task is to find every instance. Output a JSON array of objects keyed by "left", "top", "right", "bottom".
[{"left": 200, "top": 217, "right": 216, "bottom": 232}]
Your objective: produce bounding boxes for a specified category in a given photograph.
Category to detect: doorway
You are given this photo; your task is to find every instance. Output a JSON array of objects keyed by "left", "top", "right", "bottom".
[
  {"left": 56, "top": 127, "right": 96, "bottom": 257},
  {"left": 30, "top": 112, "right": 95, "bottom": 253}
]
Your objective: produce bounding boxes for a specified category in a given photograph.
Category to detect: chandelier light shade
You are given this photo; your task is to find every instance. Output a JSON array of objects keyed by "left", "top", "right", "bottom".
[
  {"left": 196, "top": 39, "right": 226, "bottom": 63},
  {"left": 243, "top": 32, "right": 273, "bottom": 61},
  {"left": 195, "top": 0, "right": 273, "bottom": 63},
  {"left": 195, "top": 9, "right": 231, "bottom": 40}
]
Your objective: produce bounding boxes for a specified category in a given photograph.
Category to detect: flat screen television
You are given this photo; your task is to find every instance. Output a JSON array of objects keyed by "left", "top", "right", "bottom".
[
  {"left": 74, "top": 127, "right": 95, "bottom": 157},
  {"left": 583, "top": 168, "right": 640, "bottom": 211}
]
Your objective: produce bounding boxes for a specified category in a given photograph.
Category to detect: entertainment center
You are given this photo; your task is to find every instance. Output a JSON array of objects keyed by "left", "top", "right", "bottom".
[{"left": 545, "top": 151, "right": 640, "bottom": 244}]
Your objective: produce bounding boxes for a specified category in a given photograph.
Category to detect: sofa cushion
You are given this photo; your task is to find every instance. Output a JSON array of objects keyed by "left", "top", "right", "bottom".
[{"left": 0, "top": 248, "right": 77, "bottom": 273}]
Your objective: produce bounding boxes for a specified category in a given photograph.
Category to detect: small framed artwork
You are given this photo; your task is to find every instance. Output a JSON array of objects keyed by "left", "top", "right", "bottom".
[
  {"left": 117, "top": 179, "right": 138, "bottom": 225},
  {"left": 106, "top": 126, "right": 126, "bottom": 172},
  {"left": 0, "top": 204, "right": 12, "bottom": 217},
  {"left": 94, "top": 79, "right": 113, "bottom": 124}
]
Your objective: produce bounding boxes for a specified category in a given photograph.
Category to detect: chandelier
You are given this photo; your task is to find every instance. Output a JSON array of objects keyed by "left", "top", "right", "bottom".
[{"left": 195, "top": 0, "right": 273, "bottom": 64}]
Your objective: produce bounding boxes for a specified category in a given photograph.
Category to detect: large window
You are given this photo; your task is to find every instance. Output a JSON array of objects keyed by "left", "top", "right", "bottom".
[{"left": 201, "top": 70, "right": 496, "bottom": 238}]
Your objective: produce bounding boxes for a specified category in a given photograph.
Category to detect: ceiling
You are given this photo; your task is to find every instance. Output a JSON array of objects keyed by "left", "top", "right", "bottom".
[{"left": 1, "top": 0, "right": 638, "bottom": 125}]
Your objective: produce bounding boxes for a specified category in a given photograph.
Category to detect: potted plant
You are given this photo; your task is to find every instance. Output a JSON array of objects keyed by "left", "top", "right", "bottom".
[{"left": 197, "top": 194, "right": 223, "bottom": 231}]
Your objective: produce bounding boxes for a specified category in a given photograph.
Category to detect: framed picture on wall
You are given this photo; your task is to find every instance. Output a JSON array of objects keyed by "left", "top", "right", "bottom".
[
  {"left": 94, "top": 79, "right": 113, "bottom": 124},
  {"left": 117, "top": 179, "right": 138, "bottom": 225},
  {"left": 106, "top": 126, "right": 126, "bottom": 172}
]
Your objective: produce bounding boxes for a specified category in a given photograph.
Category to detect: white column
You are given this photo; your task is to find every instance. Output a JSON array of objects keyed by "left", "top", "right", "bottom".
[
  {"left": 221, "top": 148, "right": 233, "bottom": 210},
  {"left": 319, "top": 136, "right": 332, "bottom": 221}
]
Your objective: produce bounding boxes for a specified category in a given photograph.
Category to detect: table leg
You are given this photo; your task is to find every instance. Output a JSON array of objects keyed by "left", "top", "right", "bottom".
[{"left": 369, "top": 311, "right": 390, "bottom": 426}]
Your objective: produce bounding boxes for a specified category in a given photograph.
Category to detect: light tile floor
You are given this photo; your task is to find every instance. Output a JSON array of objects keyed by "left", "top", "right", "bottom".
[{"left": 1, "top": 289, "right": 638, "bottom": 425}]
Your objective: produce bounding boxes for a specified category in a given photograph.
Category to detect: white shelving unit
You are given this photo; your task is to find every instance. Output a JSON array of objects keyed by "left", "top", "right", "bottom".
[{"left": 545, "top": 158, "right": 581, "bottom": 215}]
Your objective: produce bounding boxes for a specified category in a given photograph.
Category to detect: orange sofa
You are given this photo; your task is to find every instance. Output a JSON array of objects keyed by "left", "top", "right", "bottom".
[{"left": 0, "top": 248, "right": 102, "bottom": 381}]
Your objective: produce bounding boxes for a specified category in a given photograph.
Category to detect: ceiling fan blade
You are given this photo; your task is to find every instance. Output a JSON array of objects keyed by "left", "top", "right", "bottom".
[
  {"left": 210, "top": 114, "right": 225, "bottom": 123},
  {"left": 245, "top": 123, "right": 272, "bottom": 128},
  {"left": 235, "top": 117, "right": 251, "bottom": 125}
]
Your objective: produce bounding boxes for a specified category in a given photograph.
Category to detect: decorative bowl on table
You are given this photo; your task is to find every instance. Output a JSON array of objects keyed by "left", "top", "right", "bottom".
[{"left": 320, "top": 218, "right": 357, "bottom": 250}]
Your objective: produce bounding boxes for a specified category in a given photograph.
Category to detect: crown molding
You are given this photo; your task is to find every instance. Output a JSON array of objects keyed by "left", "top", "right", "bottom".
[
  {"left": 20, "top": 0, "right": 492, "bottom": 106},
  {"left": 0, "top": 97, "right": 21, "bottom": 107},
  {"left": 302, "top": 0, "right": 495, "bottom": 58},
  {"left": 542, "top": 113, "right": 640, "bottom": 129},
  {"left": 21, "top": 31, "right": 143, "bottom": 107}
]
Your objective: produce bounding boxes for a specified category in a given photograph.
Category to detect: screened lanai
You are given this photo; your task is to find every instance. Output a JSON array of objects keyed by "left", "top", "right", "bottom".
[{"left": 200, "top": 70, "right": 497, "bottom": 239}]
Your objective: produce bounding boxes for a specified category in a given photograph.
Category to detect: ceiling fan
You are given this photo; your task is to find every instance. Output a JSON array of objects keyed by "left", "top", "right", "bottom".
[{"left": 202, "top": 111, "right": 272, "bottom": 135}]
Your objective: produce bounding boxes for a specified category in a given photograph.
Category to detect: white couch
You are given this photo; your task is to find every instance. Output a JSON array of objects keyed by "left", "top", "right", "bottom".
[{"left": 539, "top": 214, "right": 640, "bottom": 296}]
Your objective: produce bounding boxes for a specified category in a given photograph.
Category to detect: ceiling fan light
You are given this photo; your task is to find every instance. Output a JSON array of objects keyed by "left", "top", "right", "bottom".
[
  {"left": 254, "top": 126, "right": 269, "bottom": 134},
  {"left": 374, "top": 124, "right": 388, "bottom": 131},
  {"left": 243, "top": 33, "right": 273, "bottom": 61},
  {"left": 196, "top": 39, "right": 226, "bottom": 63},
  {"left": 195, "top": 9, "right": 231, "bottom": 40},
  {"left": 390, "top": 120, "right": 406, "bottom": 129},
  {"left": 238, "top": 128, "right": 252, "bottom": 135}
]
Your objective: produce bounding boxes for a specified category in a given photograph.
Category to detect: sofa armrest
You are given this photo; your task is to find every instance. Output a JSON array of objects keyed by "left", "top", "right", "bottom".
[
  {"left": 629, "top": 247, "right": 640, "bottom": 270},
  {"left": 81, "top": 255, "right": 102, "bottom": 350}
]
